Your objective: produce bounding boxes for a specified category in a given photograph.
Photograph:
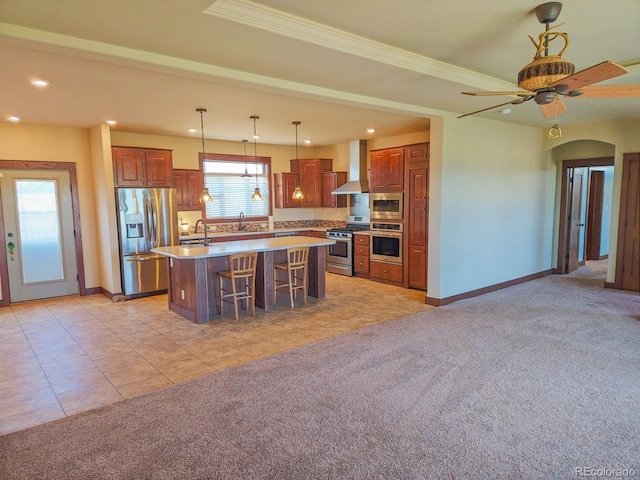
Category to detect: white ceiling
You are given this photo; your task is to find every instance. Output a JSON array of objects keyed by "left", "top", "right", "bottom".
[{"left": 1, "top": 0, "right": 639, "bottom": 146}]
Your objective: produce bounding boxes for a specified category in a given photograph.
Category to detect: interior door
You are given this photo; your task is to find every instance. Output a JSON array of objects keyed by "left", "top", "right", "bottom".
[
  {"left": 567, "top": 170, "right": 583, "bottom": 273},
  {"left": 617, "top": 153, "right": 640, "bottom": 291},
  {"left": 586, "top": 170, "right": 604, "bottom": 260},
  {"left": 0, "top": 170, "right": 79, "bottom": 302}
]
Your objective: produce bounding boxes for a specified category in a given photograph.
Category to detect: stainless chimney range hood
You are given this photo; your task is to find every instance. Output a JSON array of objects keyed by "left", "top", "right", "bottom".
[{"left": 332, "top": 139, "right": 369, "bottom": 194}]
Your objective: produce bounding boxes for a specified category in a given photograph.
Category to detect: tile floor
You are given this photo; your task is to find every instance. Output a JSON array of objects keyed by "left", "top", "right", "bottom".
[{"left": 0, "top": 274, "right": 432, "bottom": 435}]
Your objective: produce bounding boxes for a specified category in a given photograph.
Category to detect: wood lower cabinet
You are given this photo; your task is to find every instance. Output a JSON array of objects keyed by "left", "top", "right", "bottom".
[
  {"left": 290, "top": 159, "right": 333, "bottom": 207},
  {"left": 353, "top": 233, "right": 370, "bottom": 277},
  {"left": 113, "top": 146, "right": 173, "bottom": 187},
  {"left": 321, "top": 171, "right": 347, "bottom": 207},
  {"left": 370, "top": 148, "right": 404, "bottom": 191},
  {"left": 274, "top": 172, "right": 301, "bottom": 208},
  {"left": 370, "top": 260, "right": 403, "bottom": 285},
  {"left": 174, "top": 169, "right": 204, "bottom": 210}
]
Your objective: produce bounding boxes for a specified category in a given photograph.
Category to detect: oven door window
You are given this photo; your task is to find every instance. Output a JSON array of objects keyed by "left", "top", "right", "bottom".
[
  {"left": 372, "top": 198, "right": 400, "bottom": 213},
  {"left": 328, "top": 240, "right": 350, "bottom": 259},
  {"left": 371, "top": 235, "right": 400, "bottom": 259}
]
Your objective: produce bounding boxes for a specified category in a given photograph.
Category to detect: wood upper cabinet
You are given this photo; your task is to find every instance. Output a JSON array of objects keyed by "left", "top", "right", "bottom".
[
  {"left": 370, "top": 148, "right": 404, "bottom": 191},
  {"left": 321, "top": 171, "right": 347, "bottom": 208},
  {"left": 405, "top": 142, "right": 430, "bottom": 164},
  {"left": 273, "top": 172, "right": 301, "bottom": 208},
  {"left": 174, "top": 169, "right": 204, "bottom": 211},
  {"left": 290, "top": 158, "right": 333, "bottom": 208},
  {"left": 113, "top": 147, "right": 173, "bottom": 187}
]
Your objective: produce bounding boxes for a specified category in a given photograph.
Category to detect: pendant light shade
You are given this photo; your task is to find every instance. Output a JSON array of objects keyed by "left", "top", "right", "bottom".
[
  {"left": 197, "top": 108, "right": 213, "bottom": 203},
  {"left": 250, "top": 116, "right": 264, "bottom": 202},
  {"left": 291, "top": 121, "right": 304, "bottom": 201}
]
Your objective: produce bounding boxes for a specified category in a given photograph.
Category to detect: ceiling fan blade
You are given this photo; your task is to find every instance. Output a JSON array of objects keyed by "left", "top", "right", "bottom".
[
  {"left": 457, "top": 99, "right": 529, "bottom": 119},
  {"left": 538, "top": 96, "right": 567, "bottom": 118},
  {"left": 551, "top": 61, "right": 629, "bottom": 91},
  {"left": 462, "top": 90, "right": 534, "bottom": 97},
  {"left": 579, "top": 84, "right": 640, "bottom": 98}
]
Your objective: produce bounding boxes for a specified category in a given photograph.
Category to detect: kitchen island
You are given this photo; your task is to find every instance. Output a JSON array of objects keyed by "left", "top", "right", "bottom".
[{"left": 152, "top": 236, "right": 335, "bottom": 324}]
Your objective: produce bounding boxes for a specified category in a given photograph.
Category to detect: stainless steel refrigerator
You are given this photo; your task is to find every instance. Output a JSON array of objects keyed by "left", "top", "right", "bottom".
[{"left": 116, "top": 188, "right": 178, "bottom": 297}]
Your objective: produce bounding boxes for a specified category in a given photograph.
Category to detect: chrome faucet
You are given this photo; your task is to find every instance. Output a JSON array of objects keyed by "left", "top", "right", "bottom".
[
  {"left": 194, "top": 219, "right": 208, "bottom": 245},
  {"left": 239, "top": 211, "right": 245, "bottom": 231}
]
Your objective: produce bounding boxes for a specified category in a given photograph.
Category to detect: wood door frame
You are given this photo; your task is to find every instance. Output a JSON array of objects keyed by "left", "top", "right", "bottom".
[
  {"left": 556, "top": 156, "right": 613, "bottom": 274},
  {"left": 0, "top": 160, "right": 87, "bottom": 306}
]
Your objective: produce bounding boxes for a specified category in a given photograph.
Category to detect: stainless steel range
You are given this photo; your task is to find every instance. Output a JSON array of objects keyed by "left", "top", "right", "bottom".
[{"left": 326, "top": 215, "right": 370, "bottom": 276}]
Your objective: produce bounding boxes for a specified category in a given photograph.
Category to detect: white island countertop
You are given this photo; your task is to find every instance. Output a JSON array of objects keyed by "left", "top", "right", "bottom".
[{"left": 153, "top": 236, "right": 335, "bottom": 259}]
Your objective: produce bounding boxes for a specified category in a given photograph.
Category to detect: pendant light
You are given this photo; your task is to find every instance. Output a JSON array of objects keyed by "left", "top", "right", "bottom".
[
  {"left": 250, "top": 116, "right": 264, "bottom": 202},
  {"left": 197, "top": 108, "right": 213, "bottom": 203},
  {"left": 291, "top": 121, "right": 304, "bottom": 201},
  {"left": 240, "top": 139, "right": 252, "bottom": 180}
]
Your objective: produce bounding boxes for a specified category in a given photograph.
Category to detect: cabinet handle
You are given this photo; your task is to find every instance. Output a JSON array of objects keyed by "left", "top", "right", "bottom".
[{"left": 383, "top": 269, "right": 388, "bottom": 273}]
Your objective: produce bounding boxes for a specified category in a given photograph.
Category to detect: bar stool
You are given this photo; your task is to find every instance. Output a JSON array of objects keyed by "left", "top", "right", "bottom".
[
  {"left": 274, "top": 246, "right": 309, "bottom": 308},
  {"left": 218, "top": 252, "right": 258, "bottom": 320}
]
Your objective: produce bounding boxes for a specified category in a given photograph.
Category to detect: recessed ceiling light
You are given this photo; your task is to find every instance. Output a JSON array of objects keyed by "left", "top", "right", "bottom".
[
  {"left": 8, "top": 116, "right": 20, "bottom": 122},
  {"left": 367, "top": 128, "right": 375, "bottom": 134},
  {"left": 500, "top": 108, "right": 512, "bottom": 115},
  {"left": 31, "top": 79, "right": 49, "bottom": 87},
  {"left": 188, "top": 128, "right": 197, "bottom": 133},
  {"left": 304, "top": 139, "right": 311, "bottom": 144},
  {"left": 106, "top": 120, "right": 117, "bottom": 126}
]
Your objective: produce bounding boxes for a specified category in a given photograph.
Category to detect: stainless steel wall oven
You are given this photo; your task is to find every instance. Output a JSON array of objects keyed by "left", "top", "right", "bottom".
[{"left": 370, "top": 222, "right": 403, "bottom": 264}]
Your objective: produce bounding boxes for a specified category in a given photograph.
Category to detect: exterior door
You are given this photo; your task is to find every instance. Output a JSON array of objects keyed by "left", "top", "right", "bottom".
[
  {"left": 0, "top": 170, "right": 78, "bottom": 302},
  {"left": 567, "top": 170, "right": 583, "bottom": 273}
]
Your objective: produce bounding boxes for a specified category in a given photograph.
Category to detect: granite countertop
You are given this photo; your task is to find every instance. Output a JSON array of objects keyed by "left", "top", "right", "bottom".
[
  {"left": 154, "top": 236, "right": 335, "bottom": 259},
  {"left": 180, "top": 226, "right": 328, "bottom": 242}
]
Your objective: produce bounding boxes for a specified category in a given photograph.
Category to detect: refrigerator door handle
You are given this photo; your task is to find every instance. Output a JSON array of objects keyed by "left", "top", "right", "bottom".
[{"left": 150, "top": 197, "right": 158, "bottom": 247}]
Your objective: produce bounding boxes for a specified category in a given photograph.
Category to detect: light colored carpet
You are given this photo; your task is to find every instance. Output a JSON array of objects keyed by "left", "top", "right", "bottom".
[{"left": 1, "top": 262, "right": 639, "bottom": 479}]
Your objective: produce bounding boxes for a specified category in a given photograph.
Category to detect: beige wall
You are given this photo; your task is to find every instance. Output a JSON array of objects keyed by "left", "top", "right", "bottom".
[
  {"left": 545, "top": 119, "right": 640, "bottom": 283},
  {"left": 428, "top": 113, "right": 553, "bottom": 299},
  {"left": 0, "top": 123, "right": 101, "bottom": 290}
]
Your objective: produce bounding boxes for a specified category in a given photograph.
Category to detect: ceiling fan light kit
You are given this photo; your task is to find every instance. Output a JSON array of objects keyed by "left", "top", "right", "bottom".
[{"left": 458, "top": 2, "right": 638, "bottom": 122}]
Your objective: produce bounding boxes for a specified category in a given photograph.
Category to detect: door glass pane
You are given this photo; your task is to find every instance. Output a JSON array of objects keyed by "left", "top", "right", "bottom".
[{"left": 15, "top": 179, "right": 65, "bottom": 283}]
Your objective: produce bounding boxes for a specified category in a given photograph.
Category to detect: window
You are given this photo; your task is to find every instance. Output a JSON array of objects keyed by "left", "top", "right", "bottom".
[{"left": 201, "top": 153, "right": 271, "bottom": 221}]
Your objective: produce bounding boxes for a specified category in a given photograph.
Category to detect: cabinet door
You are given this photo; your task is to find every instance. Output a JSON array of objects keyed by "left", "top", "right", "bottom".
[
  {"left": 370, "top": 148, "right": 404, "bottom": 191},
  {"left": 145, "top": 150, "right": 173, "bottom": 187},
  {"left": 174, "top": 171, "right": 188, "bottom": 209},
  {"left": 299, "top": 160, "right": 322, "bottom": 207},
  {"left": 186, "top": 171, "right": 204, "bottom": 209},
  {"left": 321, "top": 171, "right": 347, "bottom": 207},
  {"left": 386, "top": 149, "right": 404, "bottom": 190},
  {"left": 408, "top": 167, "right": 428, "bottom": 290},
  {"left": 406, "top": 143, "right": 430, "bottom": 163},
  {"left": 113, "top": 147, "right": 146, "bottom": 186},
  {"left": 174, "top": 170, "right": 204, "bottom": 210},
  {"left": 274, "top": 173, "right": 301, "bottom": 208},
  {"left": 369, "top": 150, "right": 388, "bottom": 191}
]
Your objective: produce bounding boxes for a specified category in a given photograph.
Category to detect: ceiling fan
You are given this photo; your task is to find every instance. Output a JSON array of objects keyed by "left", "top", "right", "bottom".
[{"left": 459, "top": 2, "right": 640, "bottom": 120}]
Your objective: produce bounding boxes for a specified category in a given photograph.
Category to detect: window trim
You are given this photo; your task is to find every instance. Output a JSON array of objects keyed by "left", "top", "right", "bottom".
[{"left": 199, "top": 152, "right": 273, "bottom": 222}]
